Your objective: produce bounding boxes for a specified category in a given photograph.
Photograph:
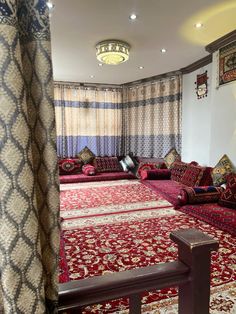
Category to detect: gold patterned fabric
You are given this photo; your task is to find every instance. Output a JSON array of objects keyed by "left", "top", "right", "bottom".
[
  {"left": 164, "top": 148, "right": 181, "bottom": 168},
  {"left": 0, "top": 1, "right": 60, "bottom": 313},
  {"left": 212, "top": 154, "right": 233, "bottom": 186},
  {"left": 77, "top": 146, "right": 95, "bottom": 164}
]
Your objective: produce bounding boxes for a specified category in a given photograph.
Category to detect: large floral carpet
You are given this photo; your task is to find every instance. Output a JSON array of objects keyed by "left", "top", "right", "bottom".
[{"left": 59, "top": 180, "right": 236, "bottom": 313}]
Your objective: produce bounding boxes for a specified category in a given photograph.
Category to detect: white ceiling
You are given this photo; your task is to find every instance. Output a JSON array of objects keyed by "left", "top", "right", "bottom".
[{"left": 50, "top": 0, "right": 236, "bottom": 84}]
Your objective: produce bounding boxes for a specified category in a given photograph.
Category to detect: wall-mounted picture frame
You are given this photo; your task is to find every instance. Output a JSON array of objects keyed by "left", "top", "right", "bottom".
[
  {"left": 195, "top": 71, "right": 208, "bottom": 99},
  {"left": 218, "top": 40, "right": 236, "bottom": 86}
]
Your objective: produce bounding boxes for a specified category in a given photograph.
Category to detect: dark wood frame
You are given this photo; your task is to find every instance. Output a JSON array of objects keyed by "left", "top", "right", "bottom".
[
  {"left": 59, "top": 228, "right": 218, "bottom": 314},
  {"left": 206, "top": 30, "right": 236, "bottom": 54}
]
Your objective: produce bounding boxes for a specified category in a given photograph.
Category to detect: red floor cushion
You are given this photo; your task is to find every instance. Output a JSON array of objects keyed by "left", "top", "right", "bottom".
[
  {"left": 179, "top": 203, "right": 236, "bottom": 236},
  {"left": 60, "top": 172, "right": 136, "bottom": 183},
  {"left": 180, "top": 165, "right": 204, "bottom": 187},
  {"left": 178, "top": 186, "right": 224, "bottom": 206},
  {"left": 170, "top": 161, "right": 188, "bottom": 182},
  {"left": 218, "top": 173, "right": 236, "bottom": 209},
  {"left": 142, "top": 179, "right": 186, "bottom": 207}
]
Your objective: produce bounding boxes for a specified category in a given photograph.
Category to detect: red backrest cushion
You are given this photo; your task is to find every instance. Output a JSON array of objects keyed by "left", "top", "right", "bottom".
[
  {"left": 218, "top": 173, "right": 236, "bottom": 209},
  {"left": 94, "top": 157, "right": 123, "bottom": 173},
  {"left": 199, "top": 167, "right": 213, "bottom": 186},
  {"left": 170, "top": 161, "right": 188, "bottom": 182},
  {"left": 180, "top": 165, "right": 205, "bottom": 187},
  {"left": 58, "top": 158, "right": 83, "bottom": 175}
]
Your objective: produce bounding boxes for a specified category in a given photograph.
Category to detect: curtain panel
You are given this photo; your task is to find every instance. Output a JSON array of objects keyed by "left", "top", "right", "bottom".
[
  {"left": 122, "top": 75, "right": 182, "bottom": 157},
  {"left": 0, "top": 1, "right": 60, "bottom": 313},
  {"left": 54, "top": 83, "right": 123, "bottom": 157}
]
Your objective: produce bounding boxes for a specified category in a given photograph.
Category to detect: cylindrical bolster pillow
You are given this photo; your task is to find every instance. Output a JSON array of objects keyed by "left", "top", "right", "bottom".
[
  {"left": 178, "top": 186, "right": 224, "bottom": 206},
  {"left": 140, "top": 169, "right": 171, "bottom": 180},
  {"left": 82, "top": 164, "right": 96, "bottom": 176}
]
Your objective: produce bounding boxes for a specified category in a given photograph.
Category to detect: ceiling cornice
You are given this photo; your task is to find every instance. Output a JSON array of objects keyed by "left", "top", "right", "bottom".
[
  {"left": 123, "top": 70, "right": 181, "bottom": 86},
  {"left": 180, "top": 55, "right": 212, "bottom": 74},
  {"left": 205, "top": 29, "right": 236, "bottom": 53}
]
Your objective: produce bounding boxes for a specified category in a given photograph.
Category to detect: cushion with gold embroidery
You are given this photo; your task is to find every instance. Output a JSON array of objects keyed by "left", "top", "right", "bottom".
[
  {"left": 164, "top": 148, "right": 181, "bottom": 168},
  {"left": 212, "top": 154, "right": 233, "bottom": 186},
  {"left": 77, "top": 146, "right": 95, "bottom": 164}
]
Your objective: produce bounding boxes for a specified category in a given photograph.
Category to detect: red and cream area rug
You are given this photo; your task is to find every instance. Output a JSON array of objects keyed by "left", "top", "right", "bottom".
[{"left": 60, "top": 180, "right": 236, "bottom": 314}]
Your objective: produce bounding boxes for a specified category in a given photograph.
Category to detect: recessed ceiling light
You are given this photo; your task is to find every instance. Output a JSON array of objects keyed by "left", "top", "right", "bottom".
[
  {"left": 129, "top": 13, "right": 137, "bottom": 20},
  {"left": 160, "top": 48, "right": 167, "bottom": 53},
  {"left": 90, "top": 75, "right": 95, "bottom": 78},
  {"left": 194, "top": 22, "right": 203, "bottom": 28},
  {"left": 139, "top": 66, "right": 144, "bottom": 69},
  {"left": 98, "top": 63, "right": 103, "bottom": 67}
]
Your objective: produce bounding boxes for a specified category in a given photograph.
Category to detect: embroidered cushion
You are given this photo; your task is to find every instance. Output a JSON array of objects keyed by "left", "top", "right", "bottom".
[
  {"left": 94, "top": 156, "right": 123, "bottom": 173},
  {"left": 59, "top": 158, "right": 83, "bottom": 175},
  {"left": 77, "top": 146, "right": 95, "bottom": 164},
  {"left": 180, "top": 165, "right": 205, "bottom": 187},
  {"left": 140, "top": 169, "right": 171, "bottom": 180},
  {"left": 178, "top": 186, "right": 224, "bottom": 206},
  {"left": 218, "top": 173, "right": 236, "bottom": 209},
  {"left": 170, "top": 161, "right": 188, "bottom": 182},
  {"left": 82, "top": 164, "right": 96, "bottom": 176},
  {"left": 164, "top": 148, "right": 181, "bottom": 168},
  {"left": 212, "top": 154, "right": 233, "bottom": 186}
]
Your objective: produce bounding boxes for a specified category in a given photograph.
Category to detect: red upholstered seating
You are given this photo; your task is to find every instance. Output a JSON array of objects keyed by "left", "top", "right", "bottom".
[
  {"left": 219, "top": 173, "right": 236, "bottom": 209},
  {"left": 178, "top": 186, "right": 224, "bottom": 206},
  {"left": 82, "top": 164, "right": 96, "bottom": 176},
  {"left": 199, "top": 167, "right": 213, "bottom": 186},
  {"left": 170, "top": 161, "right": 188, "bottom": 182},
  {"left": 180, "top": 164, "right": 204, "bottom": 187},
  {"left": 142, "top": 179, "right": 186, "bottom": 207},
  {"left": 180, "top": 203, "right": 236, "bottom": 237},
  {"left": 140, "top": 169, "right": 171, "bottom": 180},
  {"left": 60, "top": 171, "right": 136, "bottom": 184},
  {"left": 94, "top": 156, "right": 122, "bottom": 173},
  {"left": 58, "top": 158, "right": 83, "bottom": 175}
]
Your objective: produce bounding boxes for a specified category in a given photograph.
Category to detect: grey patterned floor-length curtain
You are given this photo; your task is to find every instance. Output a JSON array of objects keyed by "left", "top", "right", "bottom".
[
  {"left": 54, "top": 83, "right": 123, "bottom": 157},
  {"left": 0, "top": 1, "right": 60, "bottom": 313},
  {"left": 122, "top": 75, "right": 182, "bottom": 157}
]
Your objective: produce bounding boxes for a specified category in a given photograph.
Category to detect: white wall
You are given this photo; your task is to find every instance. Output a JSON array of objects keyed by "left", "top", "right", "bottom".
[
  {"left": 209, "top": 52, "right": 236, "bottom": 166},
  {"left": 182, "top": 63, "right": 212, "bottom": 165},
  {"left": 182, "top": 53, "right": 236, "bottom": 167}
]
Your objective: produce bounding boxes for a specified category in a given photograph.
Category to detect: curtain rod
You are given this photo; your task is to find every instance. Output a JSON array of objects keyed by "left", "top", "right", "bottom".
[
  {"left": 54, "top": 80, "right": 122, "bottom": 89},
  {"left": 54, "top": 70, "right": 181, "bottom": 90},
  {"left": 123, "top": 70, "right": 181, "bottom": 86}
]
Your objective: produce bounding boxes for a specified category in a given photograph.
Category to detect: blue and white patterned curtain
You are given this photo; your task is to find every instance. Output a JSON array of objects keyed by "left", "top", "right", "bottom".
[
  {"left": 0, "top": 1, "right": 60, "bottom": 313},
  {"left": 122, "top": 75, "right": 182, "bottom": 157},
  {"left": 54, "top": 83, "right": 123, "bottom": 157}
]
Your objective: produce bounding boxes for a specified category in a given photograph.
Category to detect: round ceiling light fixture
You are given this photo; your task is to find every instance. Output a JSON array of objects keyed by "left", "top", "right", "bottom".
[{"left": 96, "top": 40, "right": 130, "bottom": 65}]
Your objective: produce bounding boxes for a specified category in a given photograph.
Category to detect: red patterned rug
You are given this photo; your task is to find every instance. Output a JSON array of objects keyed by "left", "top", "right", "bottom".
[{"left": 59, "top": 180, "right": 236, "bottom": 313}]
